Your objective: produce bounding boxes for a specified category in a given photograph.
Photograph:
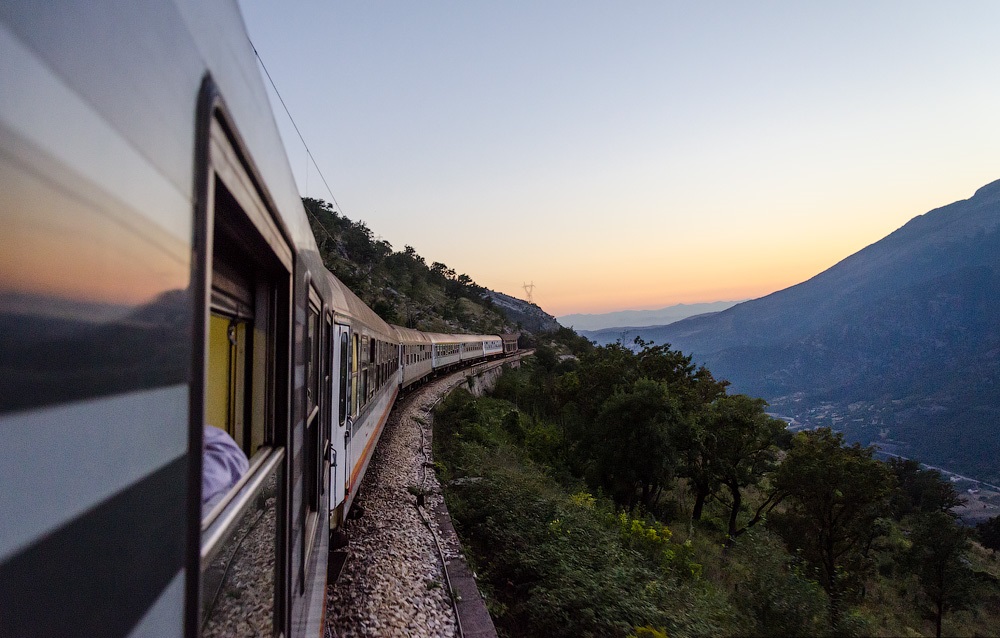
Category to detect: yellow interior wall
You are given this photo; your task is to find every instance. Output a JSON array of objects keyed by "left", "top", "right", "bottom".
[{"left": 206, "top": 313, "right": 231, "bottom": 435}]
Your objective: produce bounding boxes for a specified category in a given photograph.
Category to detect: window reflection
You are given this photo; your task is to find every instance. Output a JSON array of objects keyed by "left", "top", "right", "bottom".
[{"left": 201, "top": 467, "right": 279, "bottom": 637}]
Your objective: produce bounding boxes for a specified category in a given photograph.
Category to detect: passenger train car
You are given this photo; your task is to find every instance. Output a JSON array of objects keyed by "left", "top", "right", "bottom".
[{"left": 0, "top": 3, "right": 518, "bottom": 637}]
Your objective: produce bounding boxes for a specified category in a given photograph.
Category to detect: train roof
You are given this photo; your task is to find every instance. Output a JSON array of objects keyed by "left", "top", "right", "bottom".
[
  {"left": 392, "top": 325, "right": 433, "bottom": 345},
  {"left": 422, "top": 332, "right": 502, "bottom": 345},
  {"left": 322, "top": 268, "right": 396, "bottom": 341}
]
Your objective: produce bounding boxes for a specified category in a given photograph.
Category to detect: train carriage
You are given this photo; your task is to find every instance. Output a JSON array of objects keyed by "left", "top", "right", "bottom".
[
  {"left": 460, "top": 338, "right": 485, "bottom": 363},
  {"left": 322, "top": 272, "right": 400, "bottom": 521},
  {"left": 0, "top": 1, "right": 342, "bottom": 635},
  {"left": 501, "top": 333, "right": 521, "bottom": 356},
  {"left": 0, "top": 2, "right": 519, "bottom": 637},
  {"left": 484, "top": 336, "right": 504, "bottom": 359},
  {"left": 426, "top": 333, "right": 462, "bottom": 371},
  {"left": 394, "top": 325, "right": 435, "bottom": 390}
]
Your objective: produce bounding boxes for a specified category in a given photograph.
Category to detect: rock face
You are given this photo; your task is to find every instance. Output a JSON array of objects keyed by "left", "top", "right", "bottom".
[
  {"left": 483, "top": 290, "right": 561, "bottom": 333},
  {"left": 627, "top": 179, "right": 1000, "bottom": 483}
]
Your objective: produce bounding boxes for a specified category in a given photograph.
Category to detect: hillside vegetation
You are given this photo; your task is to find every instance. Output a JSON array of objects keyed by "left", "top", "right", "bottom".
[
  {"left": 435, "top": 334, "right": 1000, "bottom": 638},
  {"left": 304, "top": 197, "right": 518, "bottom": 334}
]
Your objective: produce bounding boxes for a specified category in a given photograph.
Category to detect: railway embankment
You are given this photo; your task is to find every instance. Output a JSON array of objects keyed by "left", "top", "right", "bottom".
[{"left": 326, "top": 358, "right": 523, "bottom": 637}]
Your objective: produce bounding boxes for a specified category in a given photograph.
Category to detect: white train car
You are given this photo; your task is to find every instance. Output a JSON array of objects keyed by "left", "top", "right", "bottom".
[
  {"left": 427, "top": 333, "right": 462, "bottom": 370},
  {"left": 0, "top": 2, "right": 339, "bottom": 635},
  {"left": 394, "top": 325, "right": 435, "bottom": 390},
  {"left": 0, "top": 3, "right": 521, "bottom": 636},
  {"left": 484, "top": 336, "right": 504, "bottom": 359},
  {"left": 460, "top": 338, "right": 486, "bottom": 363},
  {"left": 323, "top": 274, "right": 400, "bottom": 524}
]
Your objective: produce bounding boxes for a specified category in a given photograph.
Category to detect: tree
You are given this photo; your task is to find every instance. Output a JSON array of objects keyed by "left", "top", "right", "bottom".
[
  {"left": 771, "top": 428, "right": 893, "bottom": 627},
  {"left": 976, "top": 515, "right": 1000, "bottom": 553},
  {"left": 908, "top": 510, "right": 974, "bottom": 638},
  {"left": 888, "top": 458, "right": 963, "bottom": 518},
  {"left": 702, "top": 395, "right": 786, "bottom": 543},
  {"left": 591, "top": 379, "right": 683, "bottom": 512}
]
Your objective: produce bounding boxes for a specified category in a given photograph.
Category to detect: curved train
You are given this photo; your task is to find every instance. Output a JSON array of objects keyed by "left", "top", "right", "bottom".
[{"left": 0, "top": 3, "right": 517, "bottom": 637}]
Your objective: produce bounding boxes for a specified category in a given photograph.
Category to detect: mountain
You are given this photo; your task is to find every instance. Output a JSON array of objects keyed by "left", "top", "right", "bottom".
[
  {"left": 484, "top": 290, "right": 561, "bottom": 333},
  {"left": 559, "top": 300, "right": 741, "bottom": 331},
  {"left": 628, "top": 179, "right": 1000, "bottom": 484}
]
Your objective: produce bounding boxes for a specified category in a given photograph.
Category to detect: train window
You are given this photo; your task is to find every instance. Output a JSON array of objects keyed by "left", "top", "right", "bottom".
[
  {"left": 306, "top": 298, "right": 318, "bottom": 415},
  {"left": 339, "top": 332, "right": 349, "bottom": 423},
  {"left": 370, "top": 339, "right": 377, "bottom": 396},
  {"left": 351, "top": 334, "right": 359, "bottom": 416},
  {"left": 360, "top": 335, "right": 368, "bottom": 406},
  {"left": 196, "top": 99, "right": 292, "bottom": 637}
]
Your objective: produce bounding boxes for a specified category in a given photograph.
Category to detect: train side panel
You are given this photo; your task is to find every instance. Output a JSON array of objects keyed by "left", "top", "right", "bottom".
[
  {"left": 393, "top": 325, "right": 434, "bottom": 389},
  {"left": 484, "top": 337, "right": 504, "bottom": 358}
]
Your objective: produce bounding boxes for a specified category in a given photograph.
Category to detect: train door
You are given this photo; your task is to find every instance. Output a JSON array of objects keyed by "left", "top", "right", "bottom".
[
  {"left": 322, "top": 314, "right": 332, "bottom": 504},
  {"left": 303, "top": 285, "right": 322, "bottom": 566},
  {"left": 329, "top": 322, "right": 351, "bottom": 520}
]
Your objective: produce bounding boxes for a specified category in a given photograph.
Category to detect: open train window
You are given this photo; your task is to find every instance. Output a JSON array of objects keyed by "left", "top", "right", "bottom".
[{"left": 193, "top": 90, "right": 292, "bottom": 637}]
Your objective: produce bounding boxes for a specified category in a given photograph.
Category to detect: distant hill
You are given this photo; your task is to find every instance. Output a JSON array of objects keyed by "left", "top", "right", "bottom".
[
  {"left": 560, "top": 300, "right": 741, "bottom": 331},
  {"left": 579, "top": 309, "right": 726, "bottom": 346},
  {"left": 620, "top": 179, "right": 1000, "bottom": 484}
]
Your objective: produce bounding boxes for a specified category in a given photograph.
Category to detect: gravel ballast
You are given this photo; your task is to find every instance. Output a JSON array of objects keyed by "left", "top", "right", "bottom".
[{"left": 325, "top": 370, "right": 495, "bottom": 638}]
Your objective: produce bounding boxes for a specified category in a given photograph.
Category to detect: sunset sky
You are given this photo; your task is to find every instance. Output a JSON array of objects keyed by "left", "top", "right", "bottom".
[{"left": 238, "top": 1, "right": 1000, "bottom": 316}]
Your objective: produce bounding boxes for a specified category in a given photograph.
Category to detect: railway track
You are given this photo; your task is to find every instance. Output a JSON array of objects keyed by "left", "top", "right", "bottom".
[{"left": 325, "top": 367, "right": 503, "bottom": 638}]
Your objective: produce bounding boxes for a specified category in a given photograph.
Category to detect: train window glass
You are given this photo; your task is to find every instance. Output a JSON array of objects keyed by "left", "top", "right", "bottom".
[
  {"left": 205, "top": 313, "right": 235, "bottom": 443},
  {"left": 201, "top": 456, "right": 283, "bottom": 638},
  {"left": 370, "top": 339, "right": 377, "bottom": 392},
  {"left": 359, "top": 335, "right": 368, "bottom": 406},
  {"left": 351, "top": 334, "right": 360, "bottom": 415},
  {"left": 339, "top": 332, "right": 349, "bottom": 425},
  {"left": 306, "top": 302, "right": 318, "bottom": 415}
]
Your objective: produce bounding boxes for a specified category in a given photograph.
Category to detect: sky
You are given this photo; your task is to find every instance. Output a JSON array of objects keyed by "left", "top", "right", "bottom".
[{"left": 237, "top": 1, "right": 1000, "bottom": 316}]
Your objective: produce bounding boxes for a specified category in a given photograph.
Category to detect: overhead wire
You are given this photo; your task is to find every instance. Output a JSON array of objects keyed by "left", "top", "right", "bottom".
[{"left": 246, "top": 34, "right": 345, "bottom": 243}]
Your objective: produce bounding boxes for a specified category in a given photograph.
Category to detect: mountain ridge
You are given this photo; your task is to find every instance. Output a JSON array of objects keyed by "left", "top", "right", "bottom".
[
  {"left": 560, "top": 300, "right": 741, "bottom": 331},
  {"left": 606, "top": 179, "right": 1000, "bottom": 483}
]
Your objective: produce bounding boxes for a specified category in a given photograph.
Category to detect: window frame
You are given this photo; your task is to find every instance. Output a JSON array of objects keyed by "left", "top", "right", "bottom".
[{"left": 190, "top": 77, "right": 294, "bottom": 637}]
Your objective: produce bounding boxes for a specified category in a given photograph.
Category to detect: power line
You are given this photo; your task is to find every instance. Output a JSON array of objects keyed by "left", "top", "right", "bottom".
[{"left": 246, "top": 35, "right": 344, "bottom": 217}]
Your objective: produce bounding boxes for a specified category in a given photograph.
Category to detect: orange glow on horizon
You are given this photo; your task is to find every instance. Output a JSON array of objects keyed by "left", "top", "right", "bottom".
[{"left": 0, "top": 160, "right": 190, "bottom": 310}]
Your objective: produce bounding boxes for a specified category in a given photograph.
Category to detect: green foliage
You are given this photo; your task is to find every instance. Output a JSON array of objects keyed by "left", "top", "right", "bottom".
[
  {"left": 436, "top": 340, "right": 1000, "bottom": 637},
  {"left": 888, "top": 457, "right": 964, "bottom": 518},
  {"left": 770, "top": 428, "right": 894, "bottom": 626},
  {"left": 977, "top": 515, "right": 1000, "bottom": 552},
  {"left": 726, "top": 528, "right": 829, "bottom": 637},
  {"left": 907, "top": 510, "right": 975, "bottom": 637},
  {"left": 590, "top": 379, "right": 684, "bottom": 512},
  {"left": 696, "top": 394, "right": 785, "bottom": 541},
  {"left": 436, "top": 389, "right": 734, "bottom": 638},
  {"left": 616, "top": 512, "right": 702, "bottom": 578}
]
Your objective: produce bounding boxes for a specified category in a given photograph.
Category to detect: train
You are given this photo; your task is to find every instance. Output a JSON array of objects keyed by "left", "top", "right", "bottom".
[{"left": 0, "top": 3, "right": 518, "bottom": 637}]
